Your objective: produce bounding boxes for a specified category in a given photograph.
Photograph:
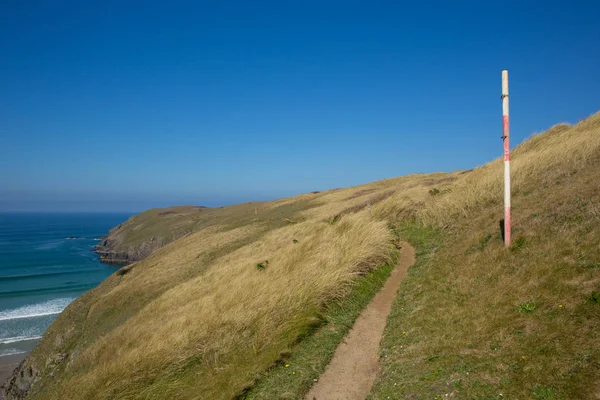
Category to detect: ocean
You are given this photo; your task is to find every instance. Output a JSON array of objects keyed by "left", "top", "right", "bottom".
[{"left": 0, "top": 213, "right": 131, "bottom": 359}]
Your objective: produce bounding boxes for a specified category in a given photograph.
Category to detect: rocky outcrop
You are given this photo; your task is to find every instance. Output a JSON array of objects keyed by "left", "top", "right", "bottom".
[
  {"left": 1, "top": 358, "right": 41, "bottom": 400},
  {"left": 93, "top": 235, "right": 173, "bottom": 265},
  {"left": 93, "top": 237, "right": 134, "bottom": 265}
]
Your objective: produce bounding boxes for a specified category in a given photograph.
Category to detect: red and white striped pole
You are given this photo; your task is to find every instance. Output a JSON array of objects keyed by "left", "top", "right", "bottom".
[{"left": 501, "top": 70, "right": 511, "bottom": 247}]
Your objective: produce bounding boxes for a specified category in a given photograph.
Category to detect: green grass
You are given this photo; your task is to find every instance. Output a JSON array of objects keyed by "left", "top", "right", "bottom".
[
  {"left": 516, "top": 301, "right": 538, "bottom": 313},
  {"left": 240, "top": 253, "right": 398, "bottom": 399},
  {"left": 368, "top": 224, "right": 446, "bottom": 399}
]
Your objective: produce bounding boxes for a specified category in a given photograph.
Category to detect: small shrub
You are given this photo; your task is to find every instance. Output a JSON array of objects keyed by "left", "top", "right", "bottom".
[
  {"left": 425, "top": 354, "right": 440, "bottom": 362},
  {"left": 589, "top": 291, "right": 600, "bottom": 304},
  {"left": 256, "top": 261, "right": 269, "bottom": 271}
]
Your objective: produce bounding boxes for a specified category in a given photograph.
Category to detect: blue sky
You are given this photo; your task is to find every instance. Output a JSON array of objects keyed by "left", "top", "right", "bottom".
[{"left": 1, "top": 1, "right": 599, "bottom": 212}]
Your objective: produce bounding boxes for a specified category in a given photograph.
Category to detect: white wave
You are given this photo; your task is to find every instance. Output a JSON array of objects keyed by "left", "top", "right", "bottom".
[
  {"left": 0, "top": 335, "right": 42, "bottom": 344},
  {"left": 0, "top": 349, "right": 27, "bottom": 357},
  {"left": 0, "top": 298, "right": 74, "bottom": 321}
]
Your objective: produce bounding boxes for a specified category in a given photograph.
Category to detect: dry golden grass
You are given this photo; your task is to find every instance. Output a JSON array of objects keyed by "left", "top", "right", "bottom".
[
  {"left": 416, "top": 113, "right": 600, "bottom": 225},
  {"left": 27, "top": 214, "right": 396, "bottom": 400},
  {"left": 100, "top": 169, "right": 457, "bottom": 264}
]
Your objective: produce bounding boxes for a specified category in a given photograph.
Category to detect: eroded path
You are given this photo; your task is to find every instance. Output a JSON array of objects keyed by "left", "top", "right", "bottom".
[{"left": 306, "top": 242, "right": 415, "bottom": 400}]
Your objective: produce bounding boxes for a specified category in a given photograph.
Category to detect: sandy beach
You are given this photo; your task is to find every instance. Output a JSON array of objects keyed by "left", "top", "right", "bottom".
[{"left": 0, "top": 353, "right": 27, "bottom": 400}]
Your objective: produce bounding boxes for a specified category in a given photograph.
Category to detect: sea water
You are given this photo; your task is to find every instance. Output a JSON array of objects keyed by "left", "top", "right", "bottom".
[{"left": 0, "top": 213, "right": 130, "bottom": 358}]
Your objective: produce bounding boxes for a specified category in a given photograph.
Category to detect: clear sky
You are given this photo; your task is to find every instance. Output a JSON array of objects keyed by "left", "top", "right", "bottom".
[{"left": 1, "top": 1, "right": 599, "bottom": 212}]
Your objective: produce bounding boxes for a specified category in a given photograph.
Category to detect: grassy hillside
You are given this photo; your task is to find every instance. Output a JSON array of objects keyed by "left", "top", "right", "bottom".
[
  {"left": 95, "top": 173, "right": 458, "bottom": 264},
  {"left": 95, "top": 199, "right": 347, "bottom": 263},
  {"left": 3, "top": 171, "right": 454, "bottom": 399},
  {"left": 369, "top": 112, "right": 600, "bottom": 398},
  {"left": 3, "top": 111, "right": 599, "bottom": 399}
]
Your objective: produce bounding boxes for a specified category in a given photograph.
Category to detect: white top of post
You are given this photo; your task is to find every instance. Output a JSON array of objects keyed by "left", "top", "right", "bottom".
[
  {"left": 502, "top": 70, "right": 509, "bottom": 120},
  {"left": 501, "top": 69, "right": 511, "bottom": 247}
]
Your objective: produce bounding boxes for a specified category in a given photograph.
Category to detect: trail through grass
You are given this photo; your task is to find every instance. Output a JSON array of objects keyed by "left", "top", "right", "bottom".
[{"left": 240, "top": 255, "right": 397, "bottom": 399}]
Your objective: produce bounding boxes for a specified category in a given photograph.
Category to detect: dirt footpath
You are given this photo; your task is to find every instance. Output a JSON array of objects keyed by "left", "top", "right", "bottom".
[{"left": 307, "top": 242, "right": 415, "bottom": 400}]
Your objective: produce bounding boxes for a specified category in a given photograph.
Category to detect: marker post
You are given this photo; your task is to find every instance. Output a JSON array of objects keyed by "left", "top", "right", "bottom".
[{"left": 501, "top": 70, "right": 511, "bottom": 247}]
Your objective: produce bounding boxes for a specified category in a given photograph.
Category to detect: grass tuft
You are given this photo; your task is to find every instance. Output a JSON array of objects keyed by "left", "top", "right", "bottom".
[
  {"left": 255, "top": 261, "right": 268, "bottom": 271},
  {"left": 530, "top": 385, "right": 563, "bottom": 400},
  {"left": 516, "top": 302, "right": 537, "bottom": 313}
]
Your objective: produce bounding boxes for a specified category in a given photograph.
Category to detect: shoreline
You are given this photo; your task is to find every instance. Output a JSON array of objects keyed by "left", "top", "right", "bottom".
[{"left": 0, "top": 353, "right": 28, "bottom": 399}]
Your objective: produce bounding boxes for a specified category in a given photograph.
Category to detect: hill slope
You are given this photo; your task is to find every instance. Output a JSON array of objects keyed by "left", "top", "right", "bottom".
[
  {"left": 93, "top": 174, "right": 456, "bottom": 265},
  {"left": 3, "top": 111, "right": 600, "bottom": 399},
  {"left": 2, "top": 172, "right": 454, "bottom": 399}
]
